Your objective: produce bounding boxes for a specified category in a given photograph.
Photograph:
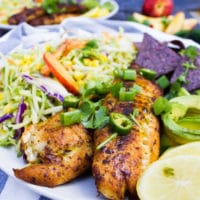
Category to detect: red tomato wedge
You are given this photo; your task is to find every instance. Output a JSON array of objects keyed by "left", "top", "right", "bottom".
[{"left": 43, "top": 52, "right": 79, "bottom": 95}]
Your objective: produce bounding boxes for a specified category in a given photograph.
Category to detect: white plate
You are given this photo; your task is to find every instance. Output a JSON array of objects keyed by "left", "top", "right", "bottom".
[
  {"left": 0, "top": 18, "right": 199, "bottom": 200},
  {"left": 0, "top": 0, "right": 119, "bottom": 30}
]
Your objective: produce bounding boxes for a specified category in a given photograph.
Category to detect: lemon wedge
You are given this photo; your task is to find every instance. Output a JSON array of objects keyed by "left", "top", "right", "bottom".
[
  {"left": 83, "top": 7, "right": 109, "bottom": 18},
  {"left": 137, "top": 155, "right": 200, "bottom": 200},
  {"left": 160, "top": 142, "right": 200, "bottom": 159}
]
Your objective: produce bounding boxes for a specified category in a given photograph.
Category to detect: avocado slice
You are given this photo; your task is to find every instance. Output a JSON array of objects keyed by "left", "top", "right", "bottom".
[{"left": 162, "top": 95, "right": 200, "bottom": 144}]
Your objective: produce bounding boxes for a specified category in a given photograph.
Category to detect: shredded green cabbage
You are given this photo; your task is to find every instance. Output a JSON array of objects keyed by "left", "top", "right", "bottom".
[{"left": 0, "top": 30, "right": 137, "bottom": 147}]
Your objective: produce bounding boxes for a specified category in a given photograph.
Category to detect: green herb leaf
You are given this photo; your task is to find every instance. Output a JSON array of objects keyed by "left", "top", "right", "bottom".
[
  {"left": 93, "top": 106, "right": 109, "bottom": 129},
  {"left": 182, "top": 61, "right": 197, "bottom": 70},
  {"left": 83, "top": 39, "right": 99, "bottom": 50},
  {"left": 180, "top": 45, "right": 198, "bottom": 61},
  {"left": 81, "top": 0, "right": 99, "bottom": 9},
  {"left": 80, "top": 100, "right": 109, "bottom": 129},
  {"left": 130, "top": 108, "right": 141, "bottom": 128},
  {"left": 96, "top": 133, "right": 118, "bottom": 150},
  {"left": 42, "top": 0, "right": 59, "bottom": 14},
  {"left": 165, "top": 80, "right": 182, "bottom": 99}
]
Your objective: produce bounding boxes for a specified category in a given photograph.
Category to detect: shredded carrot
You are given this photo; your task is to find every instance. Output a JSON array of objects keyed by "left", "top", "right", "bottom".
[{"left": 40, "top": 39, "right": 87, "bottom": 76}]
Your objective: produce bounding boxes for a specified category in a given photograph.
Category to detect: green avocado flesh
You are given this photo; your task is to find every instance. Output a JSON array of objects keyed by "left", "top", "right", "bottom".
[
  {"left": 177, "top": 116, "right": 200, "bottom": 130},
  {"left": 162, "top": 95, "right": 200, "bottom": 144}
]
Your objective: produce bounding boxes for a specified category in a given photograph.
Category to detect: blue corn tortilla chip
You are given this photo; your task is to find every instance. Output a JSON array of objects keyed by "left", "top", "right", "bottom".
[
  {"left": 135, "top": 33, "right": 181, "bottom": 76},
  {"left": 171, "top": 52, "right": 200, "bottom": 91}
]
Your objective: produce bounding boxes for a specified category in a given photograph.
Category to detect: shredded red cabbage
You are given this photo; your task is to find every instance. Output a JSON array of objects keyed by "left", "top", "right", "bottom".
[
  {"left": 22, "top": 74, "right": 68, "bottom": 102},
  {"left": 0, "top": 113, "right": 13, "bottom": 123},
  {"left": 14, "top": 98, "right": 27, "bottom": 139}
]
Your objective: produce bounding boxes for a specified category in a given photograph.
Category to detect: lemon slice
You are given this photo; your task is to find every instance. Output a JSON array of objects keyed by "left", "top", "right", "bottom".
[
  {"left": 137, "top": 155, "right": 200, "bottom": 200},
  {"left": 160, "top": 142, "right": 200, "bottom": 159},
  {"left": 83, "top": 7, "right": 109, "bottom": 18}
]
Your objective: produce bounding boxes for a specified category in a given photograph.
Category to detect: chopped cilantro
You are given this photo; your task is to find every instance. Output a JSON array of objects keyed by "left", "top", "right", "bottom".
[
  {"left": 166, "top": 80, "right": 182, "bottom": 99},
  {"left": 130, "top": 108, "right": 141, "bottom": 128},
  {"left": 83, "top": 39, "right": 99, "bottom": 50},
  {"left": 80, "top": 100, "right": 109, "bottom": 129},
  {"left": 180, "top": 45, "right": 198, "bottom": 61},
  {"left": 182, "top": 61, "right": 197, "bottom": 70}
]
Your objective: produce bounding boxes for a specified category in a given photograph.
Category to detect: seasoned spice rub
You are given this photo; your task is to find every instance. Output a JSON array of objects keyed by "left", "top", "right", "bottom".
[
  {"left": 92, "top": 75, "right": 162, "bottom": 200},
  {"left": 14, "top": 113, "right": 93, "bottom": 187}
]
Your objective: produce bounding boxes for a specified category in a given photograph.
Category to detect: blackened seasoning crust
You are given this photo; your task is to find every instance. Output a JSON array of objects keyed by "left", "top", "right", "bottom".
[{"left": 135, "top": 33, "right": 181, "bottom": 76}]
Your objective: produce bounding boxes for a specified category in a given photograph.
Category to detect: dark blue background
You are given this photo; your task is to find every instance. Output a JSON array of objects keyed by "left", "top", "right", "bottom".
[{"left": 113, "top": 0, "right": 200, "bottom": 21}]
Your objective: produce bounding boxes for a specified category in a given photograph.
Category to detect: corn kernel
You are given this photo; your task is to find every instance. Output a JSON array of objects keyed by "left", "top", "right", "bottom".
[
  {"left": 0, "top": 93, "right": 3, "bottom": 100},
  {"left": 91, "top": 59, "right": 99, "bottom": 67},
  {"left": 3, "top": 104, "right": 11, "bottom": 114},
  {"left": 100, "top": 54, "right": 107, "bottom": 62},
  {"left": 45, "top": 45, "right": 52, "bottom": 52},
  {"left": 83, "top": 58, "right": 91, "bottom": 66},
  {"left": 74, "top": 72, "right": 84, "bottom": 81}
]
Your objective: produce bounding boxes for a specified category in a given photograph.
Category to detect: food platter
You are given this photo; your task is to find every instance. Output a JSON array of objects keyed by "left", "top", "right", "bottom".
[
  {"left": 0, "top": 0, "right": 119, "bottom": 30},
  {"left": 0, "top": 18, "right": 200, "bottom": 200}
]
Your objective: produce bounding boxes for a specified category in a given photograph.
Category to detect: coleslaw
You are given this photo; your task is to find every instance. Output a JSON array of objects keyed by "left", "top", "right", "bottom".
[{"left": 0, "top": 30, "right": 137, "bottom": 147}]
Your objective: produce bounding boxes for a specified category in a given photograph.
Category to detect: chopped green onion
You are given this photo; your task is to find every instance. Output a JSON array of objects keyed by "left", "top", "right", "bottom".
[
  {"left": 96, "top": 133, "right": 118, "bottom": 150},
  {"left": 122, "top": 69, "right": 136, "bottom": 81},
  {"left": 110, "top": 82, "right": 123, "bottom": 98},
  {"left": 130, "top": 84, "right": 141, "bottom": 93},
  {"left": 139, "top": 68, "right": 157, "bottom": 80},
  {"left": 63, "top": 95, "right": 80, "bottom": 109},
  {"left": 119, "top": 84, "right": 141, "bottom": 101},
  {"left": 60, "top": 109, "right": 82, "bottom": 126},
  {"left": 113, "top": 69, "right": 123, "bottom": 78},
  {"left": 153, "top": 97, "right": 171, "bottom": 115},
  {"left": 156, "top": 75, "right": 170, "bottom": 89}
]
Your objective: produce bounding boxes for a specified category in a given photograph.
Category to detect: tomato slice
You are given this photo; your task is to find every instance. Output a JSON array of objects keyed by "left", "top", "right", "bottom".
[{"left": 43, "top": 52, "right": 79, "bottom": 95}]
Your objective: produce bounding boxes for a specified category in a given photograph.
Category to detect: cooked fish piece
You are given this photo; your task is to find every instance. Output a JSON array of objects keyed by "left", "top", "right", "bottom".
[
  {"left": 92, "top": 75, "right": 162, "bottom": 200},
  {"left": 8, "top": 4, "right": 88, "bottom": 26},
  {"left": 8, "top": 7, "right": 45, "bottom": 25},
  {"left": 14, "top": 113, "right": 93, "bottom": 187}
]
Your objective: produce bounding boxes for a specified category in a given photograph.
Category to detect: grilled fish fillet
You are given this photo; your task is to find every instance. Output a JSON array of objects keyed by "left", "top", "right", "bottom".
[
  {"left": 92, "top": 75, "right": 162, "bottom": 200},
  {"left": 14, "top": 113, "right": 93, "bottom": 187},
  {"left": 8, "top": 4, "right": 87, "bottom": 26}
]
